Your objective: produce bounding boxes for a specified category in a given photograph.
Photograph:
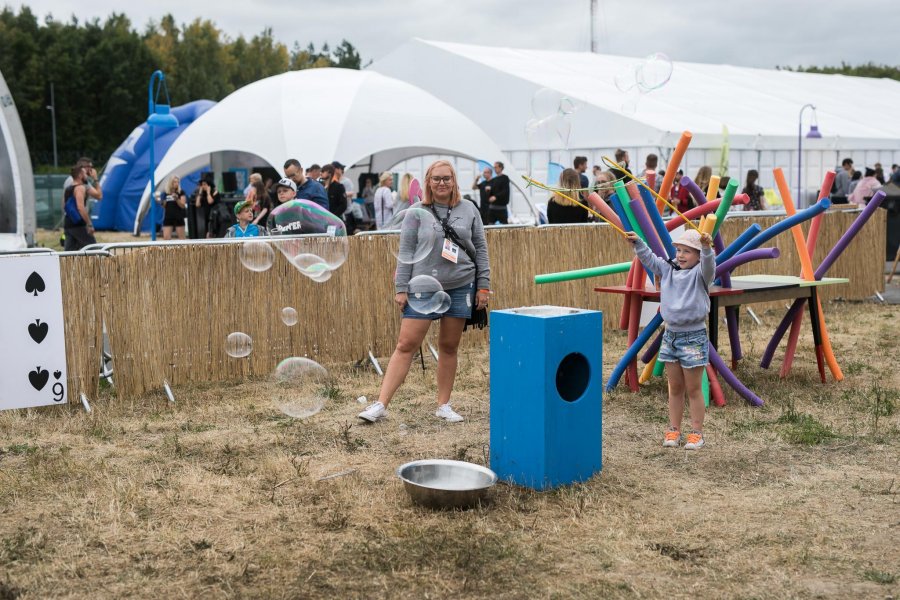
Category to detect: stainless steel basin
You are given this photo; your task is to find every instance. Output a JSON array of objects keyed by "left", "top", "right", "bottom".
[{"left": 397, "top": 459, "right": 497, "bottom": 509}]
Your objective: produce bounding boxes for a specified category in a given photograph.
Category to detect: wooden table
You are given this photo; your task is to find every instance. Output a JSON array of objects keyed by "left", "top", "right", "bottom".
[{"left": 595, "top": 275, "right": 849, "bottom": 349}]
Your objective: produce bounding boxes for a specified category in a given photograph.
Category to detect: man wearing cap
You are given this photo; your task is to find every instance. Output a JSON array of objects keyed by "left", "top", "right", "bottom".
[
  {"left": 225, "top": 200, "right": 266, "bottom": 238},
  {"left": 284, "top": 158, "right": 328, "bottom": 209}
]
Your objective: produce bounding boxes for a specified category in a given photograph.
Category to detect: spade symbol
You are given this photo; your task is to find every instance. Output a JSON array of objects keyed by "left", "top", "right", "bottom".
[
  {"left": 53, "top": 370, "right": 62, "bottom": 380},
  {"left": 25, "top": 272, "right": 46, "bottom": 296},
  {"left": 29, "top": 367, "right": 49, "bottom": 391},
  {"left": 28, "top": 319, "right": 49, "bottom": 344}
]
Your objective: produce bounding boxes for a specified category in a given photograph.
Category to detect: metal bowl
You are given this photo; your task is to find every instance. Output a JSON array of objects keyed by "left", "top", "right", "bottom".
[{"left": 397, "top": 459, "right": 498, "bottom": 509}]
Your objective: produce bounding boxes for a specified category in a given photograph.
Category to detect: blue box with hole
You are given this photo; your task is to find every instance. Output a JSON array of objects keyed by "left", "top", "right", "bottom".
[{"left": 489, "top": 306, "right": 602, "bottom": 490}]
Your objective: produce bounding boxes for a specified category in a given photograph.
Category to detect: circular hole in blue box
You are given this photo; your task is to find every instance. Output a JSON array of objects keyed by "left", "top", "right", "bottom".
[{"left": 556, "top": 352, "right": 590, "bottom": 402}]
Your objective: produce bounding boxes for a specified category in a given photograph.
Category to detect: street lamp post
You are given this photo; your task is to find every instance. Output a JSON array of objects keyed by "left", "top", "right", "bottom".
[
  {"left": 798, "top": 103, "right": 822, "bottom": 207},
  {"left": 45, "top": 82, "right": 57, "bottom": 168},
  {"left": 146, "top": 70, "right": 179, "bottom": 241}
]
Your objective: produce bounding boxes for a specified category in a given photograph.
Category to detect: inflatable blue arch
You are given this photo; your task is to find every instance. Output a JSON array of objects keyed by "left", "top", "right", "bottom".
[{"left": 95, "top": 100, "right": 215, "bottom": 231}]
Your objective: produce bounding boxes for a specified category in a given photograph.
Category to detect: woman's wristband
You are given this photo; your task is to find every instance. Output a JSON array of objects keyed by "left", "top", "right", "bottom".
[{"left": 478, "top": 288, "right": 490, "bottom": 293}]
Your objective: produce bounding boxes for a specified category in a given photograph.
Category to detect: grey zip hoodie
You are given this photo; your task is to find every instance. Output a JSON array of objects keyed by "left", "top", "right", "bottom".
[{"left": 633, "top": 239, "right": 715, "bottom": 332}]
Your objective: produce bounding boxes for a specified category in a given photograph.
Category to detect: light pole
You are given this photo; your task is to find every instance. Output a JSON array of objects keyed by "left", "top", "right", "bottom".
[
  {"left": 146, "top": 70, "right": 179, "bottom": 241},
  {"left": 798, "top": 103, "right": 821, "bottom": 207},
  {"left": 45, "top": 82, "right": 57, "bottom": 168}
]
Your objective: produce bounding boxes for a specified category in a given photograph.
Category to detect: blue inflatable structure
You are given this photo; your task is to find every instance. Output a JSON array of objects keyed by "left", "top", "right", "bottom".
[{"left": 94, "top": 100, "right": 215, "bottom": 231}]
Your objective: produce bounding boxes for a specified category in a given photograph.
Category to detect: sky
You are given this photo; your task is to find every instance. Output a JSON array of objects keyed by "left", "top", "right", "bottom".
[{"left": 8, "top": 0, "right": 899, "bottom": 69}]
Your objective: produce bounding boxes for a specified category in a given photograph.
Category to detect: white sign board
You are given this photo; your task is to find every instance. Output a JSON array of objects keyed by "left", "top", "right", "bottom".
[{"left": 0, "top": 254, "right": 68, "bottom": 409}]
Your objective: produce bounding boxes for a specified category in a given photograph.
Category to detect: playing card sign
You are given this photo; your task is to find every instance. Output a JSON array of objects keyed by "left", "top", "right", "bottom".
[{"left": 0, "top": 254, "right": 68, "bottom": 410}]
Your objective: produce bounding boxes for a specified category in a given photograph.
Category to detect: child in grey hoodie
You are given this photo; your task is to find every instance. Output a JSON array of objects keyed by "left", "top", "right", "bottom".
[{"left": 626, "top": 228, "right": 714, "bottom": 450}]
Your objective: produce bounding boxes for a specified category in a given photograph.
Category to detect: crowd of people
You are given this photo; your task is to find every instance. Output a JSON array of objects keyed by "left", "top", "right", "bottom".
[{"left": 830, "top": 158, "right": 898, "bottom": 206}]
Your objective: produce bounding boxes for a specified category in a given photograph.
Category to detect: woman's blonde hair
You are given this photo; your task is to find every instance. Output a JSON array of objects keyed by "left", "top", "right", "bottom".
[
  {"left": 695, "top": 166, "right": 713, "bottom": 193},
  {"left": 399, "top": 173, "right": 413, "bottom": 203},
  {"left": 378, "top": 171, "right": 393, "bottom": 186},
  {"left": 166, "top": 176, "right": 180, "bottom": 195},
  {"left": 551, "top": 168, "right": 582, "bottom": 206},
  {"left": 422, "top": 160, "right": 461, "bottom": 207},
  {"left": 249, "top": 172, "right": 262, "bottom": 184}
]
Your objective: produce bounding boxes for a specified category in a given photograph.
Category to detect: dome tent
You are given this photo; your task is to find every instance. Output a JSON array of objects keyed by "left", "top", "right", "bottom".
[
  {"left": 97, "top": 100, "right": 215, "bottom": 232},
  {"left": 138, "top": 68, "right": 534, "bottom": 229},
  {"left": 0, "top": 67, "right": 36, "bottom": 250}
]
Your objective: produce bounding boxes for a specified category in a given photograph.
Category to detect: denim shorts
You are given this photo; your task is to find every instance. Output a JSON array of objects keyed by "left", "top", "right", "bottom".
[
  {"left": 658, "top": 328, "right": 709, "bottom": 368},
  {"left": 403, "top": 282, "right": 474, "bottom": 320}
]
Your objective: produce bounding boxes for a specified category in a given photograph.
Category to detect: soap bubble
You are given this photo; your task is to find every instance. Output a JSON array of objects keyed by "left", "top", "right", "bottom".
[
  {"left": 531, "top": 88, "right": 579, "bottom": 120},
  {"left": 407, "top": 275, "right": 452, "bottom": 315},
  {"left": 281, "top": 307, "right": 298, "bottom": 326},
  {"left": 225, "top": 332, "right": 252, "bottom": 358},
  {"left": 387, "top": 207, "right": 438, "bottom": 265},
  {"left": 239, "top": 240, "right": 275, "bottom": 272},
  {"left": 636, "top": 52, "right": 673, "bottom": 92},
  {"left": 268, "top": 200, "right": 349, "bottom": 273},
  {"left": 291, "top": 253, "right": 331, "bottom": 280},
  {"left": 270, "top": 357, "right": 331, "bottom": 419},
  {"left": 532, "top": 88, "right": 564, "bottom": 120}
]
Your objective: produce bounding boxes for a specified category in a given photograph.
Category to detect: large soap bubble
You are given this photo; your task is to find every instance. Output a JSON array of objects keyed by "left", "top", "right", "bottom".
[
  {"left": 268, "top": 200, "right": 349, "bottom": 274},
  {"left": 531, "top": 88, "right": 579, "bottom": 120},
  {"left": 239, "top": 240, "right": 275, "bottom": 272},
  {"left": 225, "top": 332, "right": 253, "bottom": 358},
  {"left": 407, "top": 275, "right": 452, "bottom": 315},
  {"left": 387, "top": 207, "right": 439, "bottom": 265},
  {"left": 636, "top": 52, "right": 673, "bottom": 92},
  {"left": 271, "top": 357, "right": 331, "bottom": 419}
]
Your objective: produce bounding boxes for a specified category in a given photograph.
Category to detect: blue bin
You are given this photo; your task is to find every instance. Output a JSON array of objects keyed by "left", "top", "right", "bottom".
[{"left": 489, "top": 306, "right": 603, "bottom": 490}]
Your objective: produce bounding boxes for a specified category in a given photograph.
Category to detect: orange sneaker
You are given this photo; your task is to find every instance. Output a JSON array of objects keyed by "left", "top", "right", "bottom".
[
  {"left": 663, "top": 427, "right": 681, "bottom": 448},
  {"left": 684, "top": 430, "right": 705, "bottom": 450}
]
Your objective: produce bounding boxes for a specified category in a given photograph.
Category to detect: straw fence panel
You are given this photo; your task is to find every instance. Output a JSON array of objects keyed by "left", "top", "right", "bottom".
[
  {"left": 59, "top": 254, "right": 103, "bottom": 402},
  {"left": 96, "top": 208, "right": 883, "bottom": 399}
]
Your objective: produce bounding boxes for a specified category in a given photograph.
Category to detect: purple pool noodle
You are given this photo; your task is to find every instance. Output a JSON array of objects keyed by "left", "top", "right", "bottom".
[
  {"left": 739, "top": 198, "right": 831, "bottom": 255},
  {"left": 682, "top": 176, "right": 708, "bottom": 208},
  {"left": 641, "top": 330, "right": 664, "bottom": 364},
  {"left": 715, "top": 248, "right": 780, "bottom": 277},
  {"left": 760, "top": 299, "right": 805, "bottom": 369},
  {"left": 606, "top": 313, "right": 664, "bottom": 392},
  {"left": 710, "top": 346, "right": 763, "bottom": 406},
  {"left": 640, "top": 189, "right": 676, "bottom": 258},
  {"left": 716, "top": 224, "right": 762, "bottom": 265},
  {"left": 726, "top": 306, "right": 742, "bottom": 363},
  {"left": 814, "top": 191, "right": 885, "bottom": 279},
  {"left": 629, "top": 199, "right": 667, "bottom": 259}
]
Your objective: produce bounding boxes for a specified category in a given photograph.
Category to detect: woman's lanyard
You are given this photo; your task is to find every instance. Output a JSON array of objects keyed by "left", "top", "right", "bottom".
[{"left": 428, "top": 202, "right": 452, "bottom": 233}]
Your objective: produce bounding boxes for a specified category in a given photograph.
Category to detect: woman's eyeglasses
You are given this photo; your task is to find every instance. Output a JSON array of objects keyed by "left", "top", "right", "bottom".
[{"left": 430, "top": 176, "right": 453, "bottom": 184}]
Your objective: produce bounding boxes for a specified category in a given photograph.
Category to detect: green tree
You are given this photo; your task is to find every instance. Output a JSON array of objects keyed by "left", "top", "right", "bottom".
[{"left": 782, "top": 62, "right": 900, "bottom": 82}]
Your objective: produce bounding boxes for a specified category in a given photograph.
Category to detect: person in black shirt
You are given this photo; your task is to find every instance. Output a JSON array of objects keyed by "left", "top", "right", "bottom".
[
  {"left": 547, "top": 168, "right": 590, "bottom": 224},
  {"left": 321, "top": 163, "right": 347, "bottom": 218},
  {"left": 487, "top": 161, "right": 510, "bottom": 224},
  {"left": 472, "top": 166, "right": 493, "bottom": 225}
]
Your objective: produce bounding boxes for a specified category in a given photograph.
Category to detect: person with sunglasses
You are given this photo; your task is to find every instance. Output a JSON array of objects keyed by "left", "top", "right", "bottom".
[{"left": 359, "top": 160, "right": 491, "bottom": 424}]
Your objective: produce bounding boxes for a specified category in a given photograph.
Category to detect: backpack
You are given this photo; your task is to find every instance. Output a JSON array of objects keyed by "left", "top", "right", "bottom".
[{"left": 64, "top": 185, "right": 84, "bottom": 225}]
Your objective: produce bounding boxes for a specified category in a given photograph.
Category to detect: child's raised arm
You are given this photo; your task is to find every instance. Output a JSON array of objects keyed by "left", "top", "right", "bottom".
[{"left": 627, "top": 231, "right": 667, "bottom": 277}]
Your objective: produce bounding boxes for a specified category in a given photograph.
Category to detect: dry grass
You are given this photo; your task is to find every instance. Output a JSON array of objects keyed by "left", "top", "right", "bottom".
[{"left": 0, "top": 301, "right": 897, "bottom": 599}]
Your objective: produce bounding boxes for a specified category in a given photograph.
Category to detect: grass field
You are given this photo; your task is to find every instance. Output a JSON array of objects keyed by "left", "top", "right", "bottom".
[{"left": 0, "top": 296, "right": 897, "bottom": 598}]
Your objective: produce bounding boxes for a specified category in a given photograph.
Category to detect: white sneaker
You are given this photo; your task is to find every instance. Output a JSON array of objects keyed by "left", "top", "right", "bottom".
[
  {"left": 358, "top": 401, "right": 387, "bottom": 422},
  {"left": 435, "top": 403, "right": 464, "bottom": 423}
]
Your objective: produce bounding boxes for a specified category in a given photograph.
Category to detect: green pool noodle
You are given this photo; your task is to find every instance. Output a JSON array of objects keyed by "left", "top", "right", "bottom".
[
  {"left": 614, "top": 180, "right": 646, "bottom": 241},
  {"left": 653, "top": 355, "right": 665, "bottom": 377},
  {"left": 712, "top": 179, "right": 739, "bottom": 238},
  {"left": 534, "top": 261, "right": 632, "bottom": 284},
  {"left": 701, "top": 366, "right": 710, "bottom": 408}
]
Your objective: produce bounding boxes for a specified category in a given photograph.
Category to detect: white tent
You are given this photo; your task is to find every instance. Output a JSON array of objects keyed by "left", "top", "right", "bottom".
[
  {"left": 140, "top": 68, "right": 534, "bottom": 227},
  {"left": 372, "top": 39, "right": 900, "bottom": 205},
  {"left": 0, "top": 68, "right": 36, "bottom": 250}
]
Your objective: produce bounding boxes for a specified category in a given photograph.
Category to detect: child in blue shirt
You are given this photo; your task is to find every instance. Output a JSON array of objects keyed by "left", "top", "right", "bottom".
[
  {"left": 626, "top": 228, "right": 714, "bottom": 450},
  {"left": 226, "top": 200, "right": 266, "bottom": 238}
]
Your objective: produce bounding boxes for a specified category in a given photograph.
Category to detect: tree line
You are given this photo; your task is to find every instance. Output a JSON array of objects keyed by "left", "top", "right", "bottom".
[
  {"left": 783, "top": 62, "right": 900, "bottom": 81},
  {"left": 0, "top": 7, "right": 362, "bottom": 170}
]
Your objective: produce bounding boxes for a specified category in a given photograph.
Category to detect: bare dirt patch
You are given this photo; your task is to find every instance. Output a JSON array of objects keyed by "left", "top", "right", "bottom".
[{"left": 0, "top": 301, "right": 897, "bottom": 599}]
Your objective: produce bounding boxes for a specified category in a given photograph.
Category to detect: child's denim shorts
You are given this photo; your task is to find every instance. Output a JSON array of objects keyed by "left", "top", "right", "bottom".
[
  {"left": 659, "top": 328, "right": 709, "bottom": 368},
  {"left": 403, "top": 282, "right": 474, "bottom": 321}
]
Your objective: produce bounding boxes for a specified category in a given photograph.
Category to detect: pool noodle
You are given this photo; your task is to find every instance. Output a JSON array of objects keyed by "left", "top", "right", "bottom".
[
  {"left": 710, "top": 346, "right": 763, "bottom": 406},
  {"left": 656, "top": 131, "right": 692, "bottom": 211},
  {"left": 639, "top": 186, "right": 676, "bottom": 258},
  {"left": 534, "top": 261, "right": 631, "bottom": 284},
  {"left": 586, "top": 192, "right": 624, "bottom": 231},
  {"left": 606, "top": 312, "right": 664, "bottom": 392}
]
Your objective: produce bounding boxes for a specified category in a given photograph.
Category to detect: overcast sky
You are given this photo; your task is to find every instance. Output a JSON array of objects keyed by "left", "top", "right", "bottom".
[{"left": 10, "top": 0, "right": 899, "bottom": 69}]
